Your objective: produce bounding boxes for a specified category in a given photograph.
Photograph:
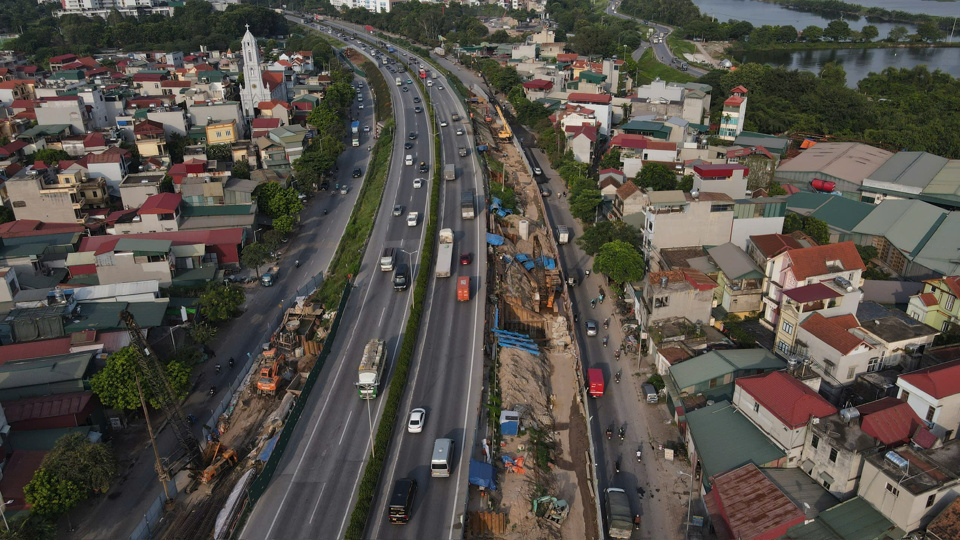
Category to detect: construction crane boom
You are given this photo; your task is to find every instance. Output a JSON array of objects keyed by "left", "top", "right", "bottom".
[
  {"left": 119, "top": 310, "right": 203, "bottom": 471},
  {"left": 495, "top": 103, "right": 512, "bottom": 140}
]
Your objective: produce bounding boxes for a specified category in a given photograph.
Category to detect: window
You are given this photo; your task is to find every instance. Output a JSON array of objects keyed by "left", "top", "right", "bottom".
[
  {"left": 777, "top": 340, "right": 790, "bottom": 354},
  {"left": 781, "top": 321, "right": 794, "bottom": 335},
  {"left": 753, "top": 402, "right": 760, "bottom": 413},
  {"left": 927, "top": 494, "right": 936, "bottom": 508},
  {"left": 885, "top": 483, "right": 900, "bottom": 497},
  {"left": 946, "top": 295, "right": 956, "bottom": 311},
  {"left": 926, "top": 406, "right": 936, "bottom": 423},
  {"left": 709, "top": 378, "right": 718, "bottom": 389},
  {"left": 847, "top": 366, "right": 856, "bottom": 380},
  {"left": 867, "top": 357, "right": 881, "bottom": 372},
  {"left": 829, "top": 448, "right": 838, "bottom": 463},
  {"left": 822, "top": 479, "right": 831, "bottom": 490},
  {"left": 944, "top": 321, "right": 953, "bottom": 333},
  {"left": 811, "top": 435, "right": 819, "bottom": 449},
  {"left": 901, "top": 390, "right": 910, "bottom": 402}
]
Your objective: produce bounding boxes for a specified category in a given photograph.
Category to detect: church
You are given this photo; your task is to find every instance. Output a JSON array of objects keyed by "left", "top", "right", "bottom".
[{"left": 239, "top": 25, "right": 287, "bottom": 120}]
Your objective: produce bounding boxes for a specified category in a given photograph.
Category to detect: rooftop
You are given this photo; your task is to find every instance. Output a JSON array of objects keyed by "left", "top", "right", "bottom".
[
  {"left": 783, "top": 283, "right": 843, "bottom": 303},
  {"left": 781, "top": 496, "right": 897, "bottom": 540},
  {"left": 749, "top": 233, "right": 807, "bottom": 259},
  {"left": 800, "top": 312, "right": 867, "bottom": 355},
  {"left": 736, "top": 371, "right": 836, "bottom": 428},
  {"left": 777, "top": 142, "right": 893, "bottom": 186},
  {"left": 706, "top": 243, "right": 763, "bottom": 281},
  {"left": 927, "top": 497, "right": 960, "bottom": 540},
  {"left": 710, "top": 463, "right": 804, "bottom": 538},
  {"left": 853, "top": 199, "right": 948, "bottom": 256},
  {"left": 784, "top": 192, "right": 876, "bottom": 233},
  {"left": 863, "top": 438, "right": 960, "bottom": 495},
  {"left": 686, "top": 401, "right": 787, "bottom": 486},
  {"left": 856, "top": 301, "right": 938, "bottom": 343},
  {"left": 2, "top": 391, "right": 94, "bottom": 423},
  {"left": 864, "top": 151, "right": 949, "bottom": 191},
  {"left": 783, "top": 241, "right": 865, "bottom": 280},
  {"left": 898, "top": 358, "right": 960, "bottom": 399},
  {"left": 911, "top": 212, "right": 960, "bottom": 277},
  {"left": 670, "top": 349, "right": 785, "bottom": 391}
]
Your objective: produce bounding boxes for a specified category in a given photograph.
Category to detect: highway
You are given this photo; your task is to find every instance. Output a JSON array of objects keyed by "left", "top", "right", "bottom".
[
  {"left": 606, "top": 1, "right": 709, "bottom": 78},
  {"left": 239, "top": 21, "right": 436, "bottom": 539}
]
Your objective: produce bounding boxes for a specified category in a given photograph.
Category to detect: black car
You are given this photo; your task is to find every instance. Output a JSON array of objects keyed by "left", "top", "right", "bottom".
[
  {"left": 418, "top": 161, "right": 428, "bottom": 173},
  {"left": 388, "top": 478, "right": 417, "bottom": 524},
  {"left": 352, "top": 167, "right": 362, "bottom": 178},
  {"left": 413, "top": 97, "right": 420, "bottom": 103},
  {"left": 408, "top": 131, "right": 417, "bottom": 140},
  {"left": 414, "top": 106, "right": 423, "bottom": 113},
  {"left": 404, "top": 142, "right": 413, "bottom": 149}
]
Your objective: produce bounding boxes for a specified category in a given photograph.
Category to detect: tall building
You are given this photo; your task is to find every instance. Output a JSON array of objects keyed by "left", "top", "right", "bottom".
[
  {"left": 239, "top": 25, "right": 273, "bottom": 119},
  {"left": 719, "top": 85, "right": 748, "bottom": 141}
]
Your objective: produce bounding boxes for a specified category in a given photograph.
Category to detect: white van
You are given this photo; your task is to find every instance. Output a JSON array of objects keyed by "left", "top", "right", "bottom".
[
  {"left": 642, "top": 383, "right": 659, "bottom": 404},
  {"left": 405, "top": 155, "right": 413, "bottom": 166},
  {"left": 431, "top": 438, "right": 454, "bottom": 477}
]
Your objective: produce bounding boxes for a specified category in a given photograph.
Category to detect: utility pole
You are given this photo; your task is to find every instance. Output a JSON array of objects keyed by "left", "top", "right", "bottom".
[{"left": 136, "top": 372, "right": 171, "bottom": 501}]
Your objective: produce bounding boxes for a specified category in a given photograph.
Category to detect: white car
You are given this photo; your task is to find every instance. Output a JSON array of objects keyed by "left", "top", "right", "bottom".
[
  {"left": 407, "top": 408, "right": 426, "bottom": 433},
  {"left": 406, "top": 211, "right": 419, "bottom": 226},
  {"left": 456, "top": 128, "right": 464, "bottom": 136},
  {"left": 438, "top": 85, "right": 444, "bottom": 90},
  {"left": 440, "top": 120, "right": 448, "bottom": 127},
  {"left": 413, "top": 178, "right": 424, "bottom": 189},
  {"left": 359, "top": 104, "right": 364, "bottom": 109},
  {"left": 363, "top": 126, "right": 371, "bottom": 132}
]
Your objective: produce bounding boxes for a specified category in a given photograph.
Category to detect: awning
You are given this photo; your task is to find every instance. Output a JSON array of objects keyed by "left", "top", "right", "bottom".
[
  {"left": 818, "top": 471, "right": 834, "bottom": 484},
  {"left": 801, "top": 459, "right": 814, "bottom": 473}
]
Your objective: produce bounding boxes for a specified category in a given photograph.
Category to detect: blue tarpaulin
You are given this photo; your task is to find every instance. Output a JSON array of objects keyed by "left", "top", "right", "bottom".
[
  {"left": 469, "top": 460, "right": 497, "bottom": 490},
  {"left": 257, "top": 433, "right": 280, "bottom": 462},
  {"left": 487, "top": 233, "right": 505, "bottom": 246},
  {"left": 500, "top": 410, "right": 520, "bottom": 435}
]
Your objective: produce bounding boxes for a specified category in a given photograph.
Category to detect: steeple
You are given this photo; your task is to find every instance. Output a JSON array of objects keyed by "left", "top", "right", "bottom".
[{"left": 239, "top": 24, "right": 271, "bottom": 119}]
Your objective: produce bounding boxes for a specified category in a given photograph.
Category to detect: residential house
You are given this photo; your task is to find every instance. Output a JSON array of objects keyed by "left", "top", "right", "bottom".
[
  {"left": 133, "top": 119, "right": 168, "bottom": 158},
  {"left": 566, "top": 93, "right": 613, "bottom": 136},
  {"left": 908, "top": 275, "right": 960, "bottom": 335},
  {"left": 0, "top": 80, "right": 34, "bottom": 103},
  {"left": 692, "top": 163, "right": 749, "bottom": 200},
  {"left": 118, "top": 171, "right": 164, "bottom": 209},
  {"left": 640, "top": 191, "right": 735, "bottom": 259},
  {"left": 896, "top": 359, "right": 960, "bottom": 441},
  {"left": 706, "top": 463, "right": 805, "bottom": 539},
  {"left": 206, "top": 120, "right": 238, "bottom": 145},
  {"left": 800, "top": 397, "right": 928, "bottom": 500},
  {"left": 707, "top": 242, "right": 765, "bottom": 317},
  {"left": 5, "top": 164, "right": 107, "bottom": 224},
  {"left": 109, "top": 193, "right": 182, "bottom": 235},
  {"left": 718, "top": 86, "right": 748, "bottom": 141},
  {"left": 730, "top": 197, "right": 788, "bottom": 250},
  {"left": 855, "top": 301, "right": 938, "bottom": 372},
  {"left": 564, "top": 124, "right": 596, "bottom": 164},
  {"left": 746, "top": 233, "right": 814, "bottom": 272},
  {"left": 34, "top": 97, "right": 90, "bottom": 134},
  {"left": 636, "top": 268, "right": 717, "bottom": 338},
  {"left": 732, "top": 371, "right": 837, "bottom": 465},
  {"left": 610, "top": 181, "right": 643, "bottom": 225},
  {"left": 2, "top": 391, "right": 101, "bottom": 431},
  {"left": 86, "top": 147, "right": 132, "bottom": 194},
  {"left": 609, "top": 133, "right": 678, "bottom": 178},
  {"left": 256, "top": 124, "right": 307, "bottom": 168},
  {"left": 762, "top": 241, "right": 865, "bottom": 333},
  {"left": 857, "top": 439, "right": 960, "bottom": 532},
  {"left": 522, "top": 79, "right": 553, "bottom": 101},
  {"left": 257, "top": 99, "right": 292, "bottom": 126}
]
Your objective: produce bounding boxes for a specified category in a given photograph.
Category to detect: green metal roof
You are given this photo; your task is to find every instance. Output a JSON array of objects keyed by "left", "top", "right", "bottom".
[
  {"left": 912, "top": 212, "right": 960, "bottom": 276},
  {"left": 579, "top": 70, "right": 606, "bottom": 83},
  {"left": 9, "top": 426, "right": 93, "bottom": 451},
  {"left": 780, "top": 497, "right": 898, "bottom": 540},
  {"left": 19, "top": 124, "right": 72, "bottom": 138},
  {"left": 670, "top": 349, "right": 783, "bottom": 390},
  {"left": 63, "top": 300, "right": 168, "bottom": 333},
  {"left": 181, "top": 204, "right": 252, "bottom": 217},
  {"left": 172, "top": 263, "right": 218, "bottom": 284},
  {"left": 785, "top": 193, "right": 876, "bottom": 233},
  {"left": 853, "top": 199, "right": 948, "bottom": 255},
  {"left": 685, "top": 401, "right": 786, "bottom": 488},
  {"left": 0, "top": 352, "right": 94, "bottom": 391},
  {"left": 66, "top": 274, "right": 100, "bottom": 286},
  {"left": 115, "top": 238, "right": 171, "bottom": 254}
]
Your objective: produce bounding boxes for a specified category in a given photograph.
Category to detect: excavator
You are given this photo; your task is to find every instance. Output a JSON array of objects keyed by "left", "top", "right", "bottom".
[
  {"left": 533, "top": 496, "right": 569, "bottom": 524},
  {"left": 200, "top": 442, "right": 238, "bottom": 484},
  {"left": 257, "top": 345, "right": 287, "bottom": 396}
]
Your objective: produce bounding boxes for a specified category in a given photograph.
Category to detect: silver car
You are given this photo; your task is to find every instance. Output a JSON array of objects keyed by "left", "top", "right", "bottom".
[{"left": 586, "top": 320, "right": 598, "bottom": 336}]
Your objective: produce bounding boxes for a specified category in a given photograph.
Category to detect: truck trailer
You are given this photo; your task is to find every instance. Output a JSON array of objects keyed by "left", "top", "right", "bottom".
[
  {"left": 557, "top": 226, "right": 570, "bottom": 245},
  {"left": 436, "top": 228, "right": 454, "bottom": 278},
  {"left": 588, "top": 368, "right": 604, "bottom": 397},
  {"left": 444, "top": 164, "right": 456, "bottom": 181},
  {"left": 604, "top": 488, "right": 633, "bottom": 539},
  {"left": 457, "top": 276, "right": 470, "bottom": 301},
  {"left": 460, "top": 189, "right": 475, "bottom": 220},
  {"left": 351, "top": 120, "right": 360, "bottom": 147},
  {"left": 357, "top": 339, "right": 386, "bottom": 399}
]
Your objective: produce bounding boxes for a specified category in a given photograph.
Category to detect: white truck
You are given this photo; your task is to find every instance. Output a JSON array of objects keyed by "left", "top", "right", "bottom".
[
  {"left": 444, "top": 164, "right": 456, "bottom": 181},
  {"left": 396, "top": 77, "right": 402, "bottom": 86},
  {"left": 436, "top": 228, "right": 454, "bottom": 278},
  {"left": 357, "top": 339, "right": 386, "bottom": 399},
  {"left": 557, "top": 226, "right": 570, "bottom": 245},
  {"left": 604, "top": 488, "right": 633, "bottom": 539}
]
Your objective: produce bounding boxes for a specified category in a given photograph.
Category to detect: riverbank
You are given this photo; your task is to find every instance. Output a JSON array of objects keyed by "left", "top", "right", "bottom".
[
  {"left": 755, "top": 0, "right": 954, "bottom": 28},
  {"left": 728, "top": 39, "right": 960, "bottom": 54}
]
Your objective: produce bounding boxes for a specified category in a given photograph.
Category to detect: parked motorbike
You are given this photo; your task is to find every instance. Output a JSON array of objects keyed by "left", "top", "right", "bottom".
[{"left": 606, "top": 428, "right": 612, "bottom": 440}]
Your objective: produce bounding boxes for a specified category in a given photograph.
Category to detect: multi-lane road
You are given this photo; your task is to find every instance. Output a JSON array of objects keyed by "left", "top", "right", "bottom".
[
  {"left": 606, "top": 1, "right": 708, "bottom": 77},
  {"left": 240, "top": 17, "right": 485, "bottom": 540}
]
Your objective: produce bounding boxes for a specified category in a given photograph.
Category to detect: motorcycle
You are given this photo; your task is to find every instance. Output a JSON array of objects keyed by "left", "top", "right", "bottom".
[
  {"left": 634, "top": 515, "right": 641, "bottom": 530},
  {"left": 323, "top": 209, "right": 328, "bottom": 216},
  {"left": 615, "top": 457, "right": 621, "bottom": 473},
  {"left": 637, "top": 447, "right": 642, "bottom": 461},
  {"left": 215, "top": 363, "right": 221, "bottom": 374},
  {"left": 186, "top": 414, "right": 197, "bottom": 426},
  {"left": 619, "top": 426, "right": 625, "bottom": 441},
  {"left": 615, "top": 350, "right": 621, "bottom": 360},
  {"left": 603, "top": 318, "right": 609, "bottom": 329},
  {"left": 585, "top": 270, "right": 591, "bottom": 277},
  {"left": 615, "top": 370, "right": 621, "bottom": 384},
  {"left": 208, "top": 386, "right": 216, "bottom": 397},
  {"left": 228, "top": 357, "right": 235, "bottom": 368},
  {"left": 295, "top": 260, "right": 301, "bottom": 268},
  {"left": 603, "top": 336, "right": 609, "bottom": 347},
  {"left": 606, "top": 428, "right": 612, "bottom": 440},
  {"left": 599, "top": 293, "right": 605, "bottom": 304},
  {"left": 591, "top": 299, "right": 597, "bottom": 309}
]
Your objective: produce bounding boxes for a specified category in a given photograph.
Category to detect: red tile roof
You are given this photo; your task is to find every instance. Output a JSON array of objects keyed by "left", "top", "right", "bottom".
[
  {"left": 134, "top": 119, "right": 165, "bottom": 135},
  {"left": 523, "top": 79, "right": 553, "bottom": 90},
  {"left": 0, "top": 220, "right": 84, "bottom": 238},
  {"left": 0, "top": 337, "right": 72, "bottom": 364},
  {"left": 565, "top": 124, "right": 597, "bottom": 141},
  {"left": 899, "top": 359, "right": 960, "bottom": 399},
  {"left": 567, "top": 92, "right": 612, "bottom": 105},
  {"left": 724, "top": 95, "right": 744, "bottom": 107},
  {"left": 556, "top": 53, "right": 578, "bottom": 62},
  {"left": 599, "top": 168, "right": 624, "bottom": 176},
  {"left": 251, "top": 118, "right": 281, "bottom": 129},
  {"left": 49, "top": 54, "right": 78, "bottom": 64},
  {"left": 659, "top": 347, "right": 692, "bottom": 365},
  {"left": 750, "top": 233, "right": 804, "bottom": 259},
  {"left": 261, "top": 71, "right": 284, "bottom": 91},
  {"left": 730, "top": 85, "right": 749, "bottom": 94},
  {"left": 138, "top": 193, "right": 181, "bottom": 214},
  {"left": 78, "top": 228, "right": 244, "bottom": 256},
  {"left": 2, "top": 391, "right": 94, "bottom": 423},
  {"left": 919, "top": 293, "right": 939, "bottom": 307},
  {"left": 858, "top": 398, "right": 924, "bottom": 446},
  {"left": 737, "top": 371, "right": 837, "bottom": 428},
  {"left": 785, "top": 241, "right": 865, "bottom": 280},
  {"left": 943, "top": 276, "right": 960, "bottom": 299},
  {"left": 694, "top": 163, "right": 748, "bottom": 178},
  {"left": 800, "top": 312, "right": 866, "bottom": 355},
  {"left": 616, "top": 180, "right": 640, "bottom": 200},
  {"left": 257, "top": 99, "right": 292, "bottom": 110},
  {"left": 83, "top": 132, "right": 106, "bottom": 148},
  {"left": 0, "top": 80, "right": 29, "bottom": 89}
]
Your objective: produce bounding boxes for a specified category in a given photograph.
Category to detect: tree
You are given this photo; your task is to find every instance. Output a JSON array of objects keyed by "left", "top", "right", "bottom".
[
  {"left": 168, "top": 133, "right": 190, "bottom": 163},
  {"left": 576, "top": 220, "right": 642, "bottom": 255},
  {"left": 42, "top": 433, "right": 116, "bottom": 495},
  {"left": 256, "top": 182, "right": 303, "bottom": 218},
  {"left": 856, "top": 244, "right": 878, "bottom": 265},
  {"left": 819, "top": 62, "right": 847, "bottom": 87},
  {"left": 262, "top": 229, "right": 285, "bottom": 253},
  {"left": 767, "top": 181, "right": 788, "bottom": 196},
  {"left": 677, "top": 174, "right": 694, "bottom": 193},
  {"left": 802, "top": 25, "right": 823, "bottom": 42},
  {"left": 860, "top": 25, "right": 879, "bottom": 42},
  {"left": 206, "top": 143, "right": 232, "bottom": 161},
  {"left": 917, "top": 22, "right": 945, "bottom": 43},
  {"left": 598, "top": 149, "right": 622, "bottom": 171},
  {"left": 783, "top": 214, "right": 830, "bottom": 245},
  {"left": 90, "top": 346, "right": 194, "bottom": 410},
  {"left": 0, "top": 513, "right": 57, "bottom": 540},
  {"left": 634, "top": 162, "right": 677, "bottom": 191},
  {"left": 28, "top": 148, "right": 70, "bottom": 166},
  {"left": 189, "top": 321, "right": 218, "bottom": 345},
  {"left": 23, "top": 469, "right": 84, "bottom": 516},
  {"left": 197, "top": 282, "right": 245, "bottom": 322},
  {"left": 241, "top": 242, "right": 269, "bottom": 275},
  {"left": 569, "top": 188, "right": 603, "bottom": 222},
  {"left": 823, "top": 20, "right": 851, "bottom": 42},
  {"left": 272, "top": 214, "right": 297, "bottom": 236},
  {"left": 232, "top": 161, "right": 250, "bottom": 179},
  {"left": 593, "top": 240, "right": 645, "bottom": 283},
  {"left": 0, "top": 205, "right": 13, "bottom": 225},
  {"left": 887, "top": 26, "right": 908, "bottom": 42}
]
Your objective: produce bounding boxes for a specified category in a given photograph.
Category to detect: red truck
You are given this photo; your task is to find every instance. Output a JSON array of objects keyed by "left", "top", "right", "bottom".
[
  {"left": 364, "top": 24, "right": 374, "bottom": 32},
  {"left": 457, "top": 276, "right": 470, "bottom": 301},
  {"left": 588, "top": 368, "right": 604, "bottom": 397}
]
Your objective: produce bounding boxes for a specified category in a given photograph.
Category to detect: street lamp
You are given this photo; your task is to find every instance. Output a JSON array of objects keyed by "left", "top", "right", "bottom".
[
  {"left": 678, "top": 469, "right": 696, "bottom": 539},
  {"left": 0, "top": 496, "right": 14, "bottom": 531}
]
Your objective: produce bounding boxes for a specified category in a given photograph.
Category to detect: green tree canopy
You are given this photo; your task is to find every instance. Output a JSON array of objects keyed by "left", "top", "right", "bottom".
[
  {"left": 593, "top": 240, "right": 645, "bottom": 284},
  {"left": 860, "top": 25, "right": 879, "bottom": 42},
  {"left": 634, "top": 162, "right": 677, "bottom": 191},
  {"left": 783, "top": 213, "right": 831, "bottom": 245},
  {"left": 824, "top": 20, "right": 851, "bottom": 42},
  {"left": 232, "top": 161, "right": 250, "bottom": 179},
  {"left": 917, "top": 22, "right": 945, "bottom": 43},
  {"left": 576, "top": 220, "right": 643, "bottom": 256},
  {"left": 569, "top": 188, "right": 603, "bottom": 222},
  {"left": 24, "top": 469, "right": 84, "bottom": 517},
  {"left": 887, "top": 26, "right": 908, "bottom": 42},
  {"left": 598, "top": 149, "right": 622, "bottom": 171},
  {"left": 241, "top": 242, "right": 269, "bottom": 275},
  {"left": 206, "top": 143, "right": 232, "bottom": 161},
  {"left": 90, "top": 346, "right": 194, "bottom": 410},
  {"left": 256, "top": 182, "right": 304, "bottom": 219},
  {"left": 29, "top": 148, "right": 71, "bottom": 166},
  {"left": 802, "top": 25, "right": 823, "bottom": 41},
  {"left": 198, "top": 282, "right": 245, "bottom": 322}
]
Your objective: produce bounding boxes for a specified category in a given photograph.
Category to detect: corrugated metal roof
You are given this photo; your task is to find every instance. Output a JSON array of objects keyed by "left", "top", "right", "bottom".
[
  {"left": 913, "top": 212, "right": 960, "bottom": 276},
  {"left": 853, "top": 199, "right": 947, "bottom": 255},
  {"left": 783, "top": 496, "right": 897, "bottom": 540},
  {"left": 867, "top": 151, "right": 948, "bottom": 189},
  {"left": 707, "top": 243, "right": 763, "bottom": 281},
  {"left": 778, "top": 142, "right": 893, "bottom": 185},
  {"left": 670, "top": 349, "right": 783, "bottom": 390},
  {"left": 0, "top": 352, "right": 94, "bottom": 389},
  {"left": 711, "top": 463, "right": 804, "bottom": 537},
  {"left": 685, "top": 401, "right": 787, "bottom": 485},
  {"left": 2, "top": 390, "right": 93, "bottom": 422}
]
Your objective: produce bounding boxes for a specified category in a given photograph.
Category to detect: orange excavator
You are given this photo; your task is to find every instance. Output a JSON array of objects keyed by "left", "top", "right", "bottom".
[
  {"left": 200, "top": 442, "right": 238, "bottom": 484},
  {"left": 257, "top": 345, "right": 286, "bottom": 396}
]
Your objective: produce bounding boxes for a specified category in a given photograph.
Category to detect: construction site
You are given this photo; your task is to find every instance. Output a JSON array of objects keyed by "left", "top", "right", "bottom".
[
  {"left": 464, "top": 87, "right": 598, "bottom": 540},
  {"left": 135, "top": 299, "right": 334, "bottom": 540}
]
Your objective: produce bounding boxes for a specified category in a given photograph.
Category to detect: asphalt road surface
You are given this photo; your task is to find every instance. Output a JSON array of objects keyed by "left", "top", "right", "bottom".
[
  {"left": 606, "top": 1, "right": 709, "bottom": 78},
  {"left": 239, "top": 21, "right": 435, "bottom": 539}
]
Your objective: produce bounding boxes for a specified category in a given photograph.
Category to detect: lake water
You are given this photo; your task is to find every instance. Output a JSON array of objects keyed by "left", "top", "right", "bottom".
[
  {"left": 692, "top": 0, "right": 960, "bottom": 84},
  {"left": 738, "top": 46, "right": 960, "bottom": 87}
]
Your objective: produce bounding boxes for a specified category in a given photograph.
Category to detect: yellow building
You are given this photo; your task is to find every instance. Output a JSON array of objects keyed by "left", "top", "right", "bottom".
[
  {"left": 206, "top": 120, "right": 238, "bottom": 145},
  {"left": 907, "top": 276, "right": 960, "bottom": 335}
]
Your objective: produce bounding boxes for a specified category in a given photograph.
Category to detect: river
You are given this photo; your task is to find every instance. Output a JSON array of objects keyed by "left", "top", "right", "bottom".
[{"left": 691, "top": 0, "right": 960, "bottom": 85}]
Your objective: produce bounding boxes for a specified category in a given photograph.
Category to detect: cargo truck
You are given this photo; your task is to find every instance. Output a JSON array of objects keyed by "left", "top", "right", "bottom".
[
  {"left": 436, "top": 228, "right": 454, "bottom": 278},
  {"left": 351, "top": 120, "right": 360, "bottom": 147},
  {"left": 458, "top": 146, "right": 467, "bottom": 157},
  {"left": 396, "top": 77, "right": 401, "bottom": 86},
  {"left": 380, "top": 247, "right": 395, "bottom": 271},
  {"left": 261, "top": 266, "right": 280, "bottom": 287},
  {"left": 457, "top": 276, "right": 470, "bottom": 301},
  {"left": 357, "top": 339, "right": 386, "bottom": 399},
  {"left": 604, "top": 488, "right": 633, "bottom": 539},
  {"left": 444, "top": 164, "right": 456, "bottom": 181},
  {"left": 557, "top": 226, "right": 570, "bottom": 245},
  {"left": 460, "top": 189, "right": 475, "bottom": 220},
  {"left": 588, "top": 368, "right": 604, "bottom": 397}
]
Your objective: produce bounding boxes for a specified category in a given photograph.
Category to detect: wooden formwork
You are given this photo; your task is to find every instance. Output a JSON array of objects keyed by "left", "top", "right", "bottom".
[{"left": 465, "top": 511, "right": 507, "bottom": 538}]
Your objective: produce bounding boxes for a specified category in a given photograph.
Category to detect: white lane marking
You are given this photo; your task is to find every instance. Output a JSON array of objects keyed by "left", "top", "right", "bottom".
[
  {"left": 308, "top": 483, "right": 327, "bottom": 524},
  {"left": 338, "top": 411, "right": 354, "bottom": 446},
  {"left": 378, "top": 307, "right": 387, "bottom": 327}
]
